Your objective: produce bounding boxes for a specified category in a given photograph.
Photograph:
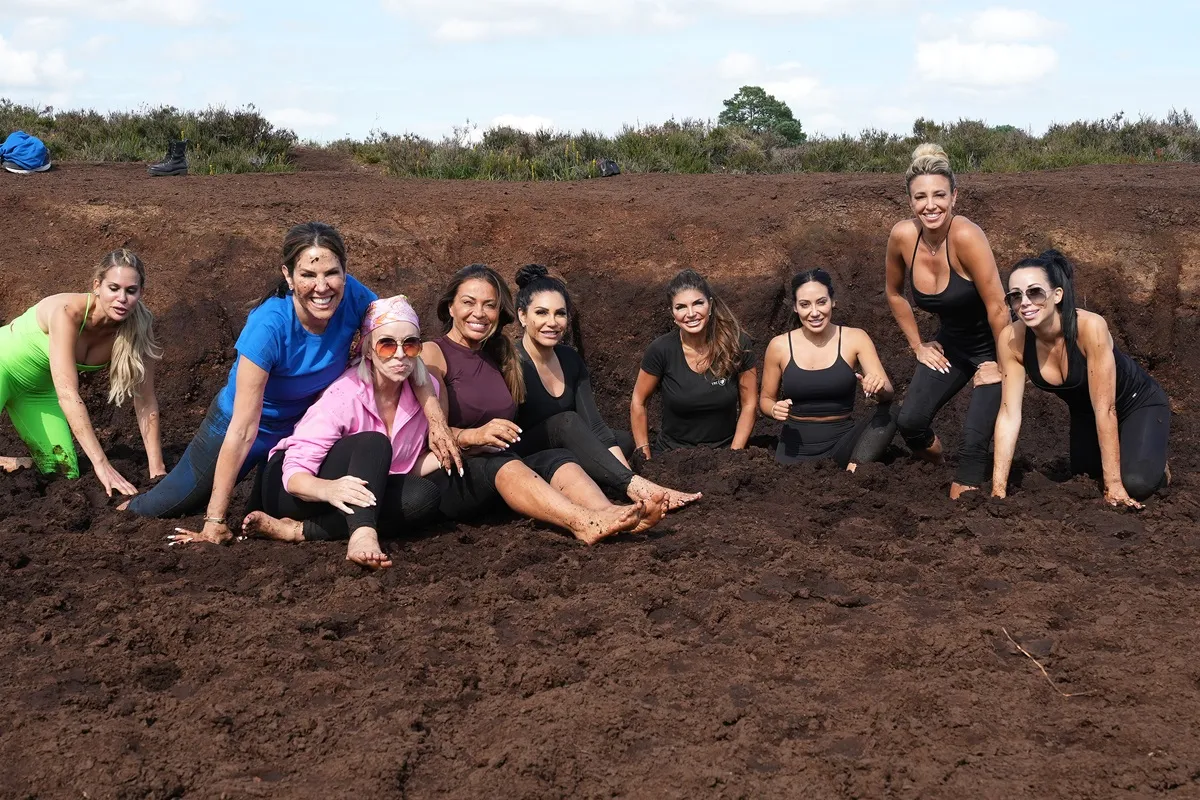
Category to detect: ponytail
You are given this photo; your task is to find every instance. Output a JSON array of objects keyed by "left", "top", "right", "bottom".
[
  {"left": 514, "top": 263, "right": 586, "bottom": 359},
  {"left": 1013, "top": 248, "right": 1078, "bottom": 347},
  {"left": 666, "top": 268, "right": 746, "bottom": 381}
]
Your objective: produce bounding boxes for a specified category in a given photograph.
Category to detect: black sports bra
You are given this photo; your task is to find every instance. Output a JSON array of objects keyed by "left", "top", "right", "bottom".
[
  {"left": 780, "top": 326, "right": 857, "bottom": 417},
  {"left": 909, "top": 217, "right": 993, "bottom": 359},
  {"left": 1022, "top": 326, "right": 1158, "bottom": 418}
]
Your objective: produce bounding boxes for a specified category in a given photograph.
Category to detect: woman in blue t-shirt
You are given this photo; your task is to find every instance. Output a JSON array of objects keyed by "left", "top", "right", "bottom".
[
  {"left": 126, "top": 222, "right": 457, "bottom": 544},
  {"left": 629, "top": 269, "right": 758, "bottom": 457}
]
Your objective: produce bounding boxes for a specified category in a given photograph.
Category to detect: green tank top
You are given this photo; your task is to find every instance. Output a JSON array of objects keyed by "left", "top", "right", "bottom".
[{"left": 1, "top": 295, "right": 108, "bottom": 393}]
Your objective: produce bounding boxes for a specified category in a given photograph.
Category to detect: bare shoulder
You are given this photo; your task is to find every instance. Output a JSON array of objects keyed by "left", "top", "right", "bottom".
[
  {"left": 34, "top": 292, "right": 86, "bottom": 330},
  {"left": 888, "top": 218, "right": 918, "bottom": 246},
  {"left": 841, "top": 325, "right": 875, "bottom": 350},
  {"left": 950, "top": 214, "right": 989, "bottom": 245},
  {"left": 1076, "top": 309, "right": 1112, "bottom": 349},
  {"left": 421, "top": 340, "right": 447, "bottom": 369},
  {"left": 999, "top": 322, "right": 1024, "bottom": 363}
]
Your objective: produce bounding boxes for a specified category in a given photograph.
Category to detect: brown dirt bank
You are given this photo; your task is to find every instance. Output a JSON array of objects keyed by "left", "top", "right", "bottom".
[{"left": 1, "top": 164, "right": 1199, "bottom": 798}]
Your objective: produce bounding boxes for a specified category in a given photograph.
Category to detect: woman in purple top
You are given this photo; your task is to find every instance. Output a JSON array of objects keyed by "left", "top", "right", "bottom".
[{"left": 421, "top": 264, "right": 666, "bottom": 544}]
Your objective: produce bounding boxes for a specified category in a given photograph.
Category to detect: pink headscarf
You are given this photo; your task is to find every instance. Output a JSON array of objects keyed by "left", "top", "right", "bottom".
[{"left": 352, "top": 294, "right": 420, "bottom": 359}]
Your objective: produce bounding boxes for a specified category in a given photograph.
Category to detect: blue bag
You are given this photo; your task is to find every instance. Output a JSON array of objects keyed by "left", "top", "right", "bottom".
[{"left": 0, "top": 131, "right": 52, "bottom": 173}]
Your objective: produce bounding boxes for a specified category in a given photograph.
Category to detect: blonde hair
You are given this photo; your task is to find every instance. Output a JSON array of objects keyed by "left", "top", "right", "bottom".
[
  {"left": 905, "top": 142, "right": 955, "bottom": 193},
  {"left": 357, "top": 328, "right": 429, "bottom": 388},
  {"left": 92, "top": 249, "right": 162, "bottom": 406}
]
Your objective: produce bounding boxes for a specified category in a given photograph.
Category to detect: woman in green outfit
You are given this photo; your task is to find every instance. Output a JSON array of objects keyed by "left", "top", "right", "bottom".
[{"left": 0, "top": 249, "right": 166, "bottom": 495}]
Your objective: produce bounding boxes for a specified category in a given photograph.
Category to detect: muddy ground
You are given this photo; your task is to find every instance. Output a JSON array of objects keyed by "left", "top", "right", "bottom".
[{"left": 2, "top": 160, "right": 1200, "bottom": 798}]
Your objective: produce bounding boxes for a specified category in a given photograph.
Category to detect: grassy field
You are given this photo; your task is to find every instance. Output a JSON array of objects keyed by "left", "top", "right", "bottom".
[{"left": 3, "top": 99, "right": 1197, "bottom": 178}]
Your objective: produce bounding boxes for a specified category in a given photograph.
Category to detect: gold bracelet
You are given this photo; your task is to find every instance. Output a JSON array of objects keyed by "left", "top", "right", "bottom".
[{"left": 203, "top": 516, "right": 226, "bottom": 526}]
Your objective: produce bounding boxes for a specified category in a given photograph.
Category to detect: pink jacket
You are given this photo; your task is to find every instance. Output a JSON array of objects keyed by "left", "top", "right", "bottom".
[{"left": 269, "top": 367, "right": 438, "bottom": 489}]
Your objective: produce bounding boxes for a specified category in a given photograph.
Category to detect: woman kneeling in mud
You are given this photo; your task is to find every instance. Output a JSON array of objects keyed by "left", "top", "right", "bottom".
[
  {"left": 760, "top": 269, "right": 898, "bottom": 470},
  {"left": 992, "top": 250, "right": 1171, "bottom": 507},
  {"left": 243, "top": 296, "right": 444, "bottom": 569},
  {"left": 422, "top": 264, "right": 665, "bottom": 544},
  {"left": 514, "top": 264, "right": 700, "bottom": 511}
]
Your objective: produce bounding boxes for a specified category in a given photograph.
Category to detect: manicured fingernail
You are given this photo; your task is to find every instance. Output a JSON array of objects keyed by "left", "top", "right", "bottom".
[{"left": 458, "top": 468, "right": 464, "bottom": 477}]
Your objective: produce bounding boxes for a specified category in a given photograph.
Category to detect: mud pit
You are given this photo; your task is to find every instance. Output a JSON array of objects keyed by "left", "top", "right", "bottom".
[{"left": 2, "top": 162, "right": 1200, "bottom": 798}]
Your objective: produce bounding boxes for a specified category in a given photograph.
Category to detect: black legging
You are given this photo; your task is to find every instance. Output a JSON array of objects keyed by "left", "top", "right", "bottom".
[
  {"left": 896, "top": 361, "right": 1001, "bottom": 486},
  {"left": 255, "top": 431, "right": 441, "bottom": 540},
  {"left": 428, "top": 447, "right": 578, "bottom": 521},
  {"left": 516, "top": 411, "right": 637, "bottom": 493},
  {"left": 1068, "top": 401, "right": 1170, "bottom": 501},
  {"left": 777, "top": 403, "right": 898, "bottom": 467}
]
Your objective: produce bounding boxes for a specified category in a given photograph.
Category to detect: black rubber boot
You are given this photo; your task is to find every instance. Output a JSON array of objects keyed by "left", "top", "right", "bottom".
[{"left": 148, "top": 139, "right": 188, "bottom": 176}]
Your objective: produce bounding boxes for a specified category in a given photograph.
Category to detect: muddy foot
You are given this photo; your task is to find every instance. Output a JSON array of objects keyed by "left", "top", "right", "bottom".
[
  {"left": 950, "top": 482, "right": 978, "bottom": 500},
  {"left": 631, "top": 490, "right": 668, "bottom": 533},
  {"left": 242, "top": 511, "right": 304, "bottom": 542},
  {"left": 571, "top": 502, "right": 645, "bottom": 545},
  {"left": 346, "top": 527, "right": 393, "bottom": 570},
  {"left": 627, "top": 475, "right": 701, "bottom": 511},
  {"left": 0, "top": 457, "right": 33, "bottom": 473},
  {"left": 912, "top": 435, "right": 945, "bottom": 465}
]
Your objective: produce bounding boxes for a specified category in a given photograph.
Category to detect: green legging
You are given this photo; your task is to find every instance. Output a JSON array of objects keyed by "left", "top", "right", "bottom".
[{"left": 1, "top": 303, "right": 105, "bottom": 478}]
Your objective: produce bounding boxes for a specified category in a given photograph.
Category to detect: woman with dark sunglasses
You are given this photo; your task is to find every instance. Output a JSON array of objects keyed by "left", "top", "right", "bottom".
[
  {"left": 992, "top": 250, "right": 1170, "bottom": 507},
  {"left": 885, "top": 144, "right": 1010, "bottom": 499},
  {"left": 513, "top": 264, "right": 701, "bottom": 510},
  {"left": 242, "top": 296, "right": 444, "bottom": 569}
]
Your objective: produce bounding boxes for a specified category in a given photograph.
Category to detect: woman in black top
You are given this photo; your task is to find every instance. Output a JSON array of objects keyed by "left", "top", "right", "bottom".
[
  {"left": 885, "top": 143, "right": 1010, "bottom": 499},
  {"left": 993, "top": 250, "right": 1170, "bottom": 507},
  {"left": 630, "top": 269, "right": 757, "bottom": 457},
  {"left": 514, "top": 265, "right": 701, "bottom": 510},
  {"left": 759, "top": 269, "right": 898, "bottom": 469}
]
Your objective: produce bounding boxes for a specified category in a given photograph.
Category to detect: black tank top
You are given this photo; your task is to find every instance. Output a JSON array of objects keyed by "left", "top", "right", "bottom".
[
  {"left": 1022, "top": 327, "right": 1161, "bottom": 417},
  {"left": 781, "top": 326, "right": 857, "bottom": 416},
  {"left": 909, "top": 217, "right": 994, "bottom": 363}
]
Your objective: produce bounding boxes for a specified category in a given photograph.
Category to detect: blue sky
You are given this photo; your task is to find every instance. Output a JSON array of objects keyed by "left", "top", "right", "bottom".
[{"left": 0, "top": 1, "right": 1196, "bottom": 143}]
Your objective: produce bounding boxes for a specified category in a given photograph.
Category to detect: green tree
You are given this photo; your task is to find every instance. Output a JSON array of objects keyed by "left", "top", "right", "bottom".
[{"left": 719, "top": 86, "right": 807, "bottom": 144}]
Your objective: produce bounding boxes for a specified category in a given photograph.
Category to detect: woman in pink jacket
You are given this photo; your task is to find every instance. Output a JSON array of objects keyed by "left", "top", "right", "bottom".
[{"left": 242, "top": 296, "right": 442, "bottom": 569}]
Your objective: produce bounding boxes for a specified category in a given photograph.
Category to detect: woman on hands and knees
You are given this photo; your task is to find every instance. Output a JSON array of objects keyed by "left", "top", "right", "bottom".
[
  {"left": 422, "top": 264, "right": 663, "bottom": 545},
  {"left": 760, "top": 269, "right": 898, "bottom": 471},
  {"left": 992, "top": 250, "right": 1170, "bottom": 507},
  {"left": 885, "top": 144, "right": 1010, "bottom": 499},
  {"left": 244, "top": 296, "right": 444, "bottom": 569},
  {"left": 0, "top": 249, "right": 164, "bottom": 494},
  {"left": 513, "top": 264, "right": 700, "bottom": 510},
  {"left": 630, "top": 269, "right": 757, "bottom": 459}
]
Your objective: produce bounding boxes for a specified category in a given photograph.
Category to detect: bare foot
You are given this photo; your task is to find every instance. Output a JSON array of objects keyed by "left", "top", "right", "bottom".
[
  {"left": 627, "top": 475, "right": 701, "bottom": 511},
  {"left": 846, "top": 462, "right": 858, "bottom": 473},
  {"left": 242, "top": 511, "right": 304, "bottom": 542},
  {"left": 949, "top": 482, "right": 978, "bottom": 500},
  {"left": 0, "top": 456, "right": 33, "bottom": 473},
  {"left": 631, "top": 490, "right": 668, "bottom": 533},
  {"left": 346, "top": 527, "right": 393, "bottom": 570},
  {"left": 912, "top": 435, "right": 944, "bottom": 465},
  {"left": 570, "top": 502, "right": 645, "bottom": 545}
]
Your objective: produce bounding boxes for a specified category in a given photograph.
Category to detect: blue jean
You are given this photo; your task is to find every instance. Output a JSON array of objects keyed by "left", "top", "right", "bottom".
[{"left": 126, "top": 399, "right": 280, "bottom": 518}]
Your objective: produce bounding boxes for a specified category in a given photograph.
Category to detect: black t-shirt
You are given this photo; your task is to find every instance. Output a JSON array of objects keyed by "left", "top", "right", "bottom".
[
  {"left": 640, "top": 331, "right": 755, "bottom": 452},
  {"left": 516, "top": 341, "right": 618, "bottom": 447}
]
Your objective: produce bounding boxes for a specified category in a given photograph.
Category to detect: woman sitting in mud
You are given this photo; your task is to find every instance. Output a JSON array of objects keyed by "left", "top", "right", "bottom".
[
  {"left": 759, "top": 269, "right": 898, "bottom": 470},
  {"left": 630, "top": 269, "right": 757, "bottom": 458},
  {"left": 1, "top": 249, "right": 165, "bottom": 495},
  {"left": 992, "top": 250, "right": 1171, "bottom": 507},
  {"left": 421, "top": 264, "right": 665, "bottom": 544},
  {"left": 129, "top": 222, "right": 457, "bottom": 544},
  {"left": 885, "top": 143, "right": 1010, "bottom": 499},
  {"left": 242, "top": 296, "right": 444, "bottom": 569},
  {"left": 513, "top": 264, "right": 700, "bottom": 510}
]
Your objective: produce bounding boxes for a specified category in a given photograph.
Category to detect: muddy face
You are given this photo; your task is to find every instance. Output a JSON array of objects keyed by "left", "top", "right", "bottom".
[
  {"left": 908, "top": 174, "right": 956, "bottom": 234},
  {"left": 366, "top": 320, "right": 420, "bottom": 385},
  {"left": 794, "top": 281, "right": 835, "bottom": 335},
  {"left": 520, "top": 289, "right": 568, "bottom": 348},
  {"left": 92, "top": 265, "right": 143, "bottom": 324},
  {"left": 449, "top": 277, "right": 500, "bottom": 346},
  {"left": 1007, "top": 266, "right": 1061, "bottom": 328},
  {"left": 671, "top": 288, "right": 710, "bottom": 337},
  {"left": 285, "top": 246, "right": 345, "bottom": 332}
]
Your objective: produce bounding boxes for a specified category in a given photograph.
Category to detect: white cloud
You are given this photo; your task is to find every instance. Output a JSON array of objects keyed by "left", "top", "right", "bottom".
[
  {"left": 0, "top": 35, "right": 81, "bottom": 88},
  {"left": 0, "top": 0, "right": 224, "bottom": 26},
  {"left": 12, "top": 17, "right": 69, "bottom": 45},
  {"left": 716, "top": 51, "right": 833, "bottom": 113},
  {"left": 718, "top": 51, "right": 763, "bottom": 80},
  {"left": 267, "top": 108, "right": 338, "bottom": 130},
  {"left": 914, "top": 7, "right": 1061, "bottom": 89}
]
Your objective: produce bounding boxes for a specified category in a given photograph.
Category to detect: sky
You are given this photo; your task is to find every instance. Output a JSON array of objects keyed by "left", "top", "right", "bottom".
[{"left": 0, "top": 1, "right": 1197, "bottom": 143}]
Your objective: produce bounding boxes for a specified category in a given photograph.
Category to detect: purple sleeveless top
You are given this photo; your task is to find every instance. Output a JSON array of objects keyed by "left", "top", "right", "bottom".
[{"left": 436, "top": 335, "right": 518, "bottom": 428}]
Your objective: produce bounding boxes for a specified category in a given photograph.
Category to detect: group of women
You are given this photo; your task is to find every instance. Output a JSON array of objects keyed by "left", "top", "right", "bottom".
[{"left": 0, "top": 144, "right": 1172, "bottom": 569}]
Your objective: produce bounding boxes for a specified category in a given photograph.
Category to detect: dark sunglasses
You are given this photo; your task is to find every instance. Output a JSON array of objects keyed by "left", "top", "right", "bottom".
[
  {"left": 374, "top": 336, "right": 422, "bottom": 360},
  {"left": 1005, "top": 286, "right": 1049, "bottom": 307}
]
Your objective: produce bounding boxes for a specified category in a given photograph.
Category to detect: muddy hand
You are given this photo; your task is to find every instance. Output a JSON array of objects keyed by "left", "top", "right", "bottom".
[{"left": 168, "top": 519, "right": 232, "bottom": 545}]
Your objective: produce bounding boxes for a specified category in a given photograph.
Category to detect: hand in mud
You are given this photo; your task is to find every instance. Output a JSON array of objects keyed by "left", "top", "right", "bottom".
[
  {"left": 973, "top": 360, "right": 1002, "bottom": 387},
  {"left": 1104, "top": 484, "right": 1144, "bottom": 509},
  {"left": 856, "top": 372, "right": 886, "bottom": 399},
  {"left": 168, "top": 519, "right": 232, "bottom": 545},
  {"left": 914, "top": 341, "right": 950, "bottom": 374},
  {"left": 96, "top": 461, "right": 138, "bottom": 497},
  {"left": 427, "top": 418, "right": 463, "bottom": 476},
  {"left": 474, "top": 419, "right": 522, "bottom": 450},
  {"left": 319, "top": 475, "right": 377, "bottom": 515},
  {"left": 992, "top": 484, "right": 1007, "bottom": 499},
  {"left": 770, "top": 398, "right": 793, "bottom": 421}
]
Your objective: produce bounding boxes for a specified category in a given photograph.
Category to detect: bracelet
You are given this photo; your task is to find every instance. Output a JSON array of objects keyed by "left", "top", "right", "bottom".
[
  {"left": 635, "top": 443, "right": 650, "bottom": 451},
  {"left": 203, "top": 516, "right": 227, "bottom": 526}
]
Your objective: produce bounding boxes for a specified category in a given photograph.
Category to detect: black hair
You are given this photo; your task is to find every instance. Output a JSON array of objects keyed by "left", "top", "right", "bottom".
[
  {"left": 665, "top": 268, "right": 745, "bottom": 381},
  {"left": 436, "top": 263, "right": 525, "bottom": 403},
  {"left": 788, "top": 268, "right": 836, "bottom": 330},
  {"left": 257, "top": 221, "right": 348, "bottom": 308},
  {"left": 514, "top": 264, "right": 586, "bottom": 358},
  {"left": 1011, "top": 248, "right": 1078, "bottom": 346}
]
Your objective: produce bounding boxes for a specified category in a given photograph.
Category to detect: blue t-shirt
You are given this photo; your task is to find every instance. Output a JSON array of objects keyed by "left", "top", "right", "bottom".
[{"left": 215, "top": 275, "right": 376, "bottom": 436}]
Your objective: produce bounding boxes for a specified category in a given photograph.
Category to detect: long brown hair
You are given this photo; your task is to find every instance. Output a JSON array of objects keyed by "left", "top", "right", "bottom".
[
  {"left": 91, "top": 249, "right": 162, "bottom": 406},
  {"left": 666, "top": 268, "right": 745, "bottom": 381},
  {"left": 437, "top": 264, "right": 525, "bottom": 403},
  {"left": 256, "top": 221, "right": 348, "bottom": 307}
]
